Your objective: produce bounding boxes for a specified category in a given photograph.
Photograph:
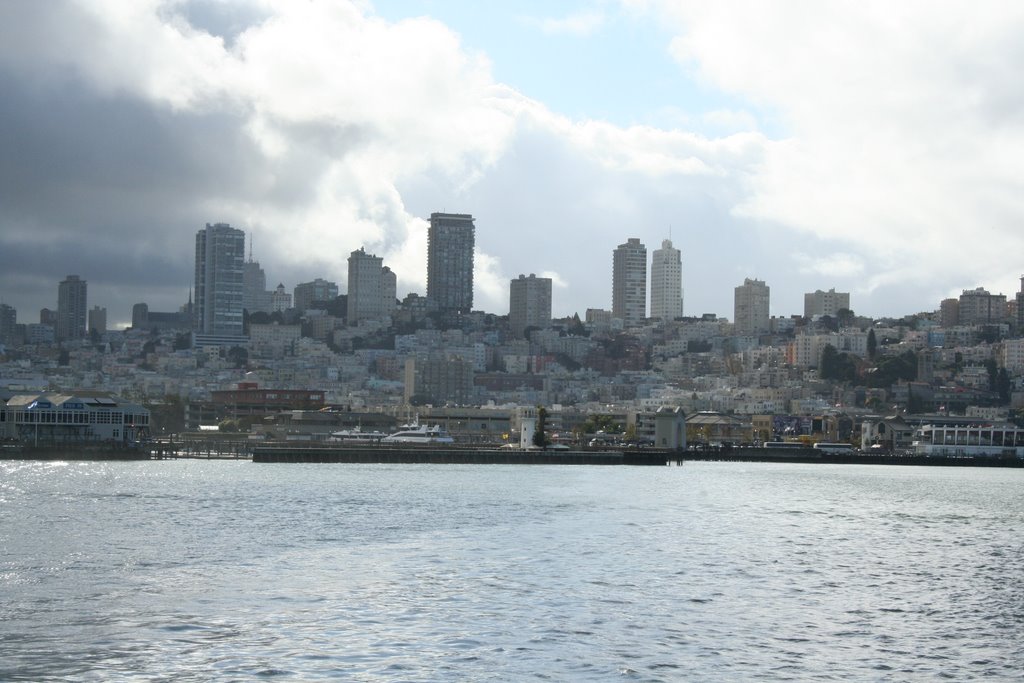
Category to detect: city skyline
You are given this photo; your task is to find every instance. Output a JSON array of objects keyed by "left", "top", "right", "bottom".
[{"left": 1, "top": 2, "right": 1023, "bottom": 324}]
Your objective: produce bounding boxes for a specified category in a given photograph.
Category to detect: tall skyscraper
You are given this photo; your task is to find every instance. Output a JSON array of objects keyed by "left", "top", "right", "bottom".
[
  {"left": 347, "top": 248, "right": 396, "bottom": 324},
  {"left": 427, "top": 212, "right": 475, "bottom": 314},
  {"left": 0, "top": 304, "right": 16, "bottom": 345},
  {"left": 194, "top": 222, "right": 245, "bottom": 336},
  {"left": 734, "top": 277, "right": 770, "bottom": 335},
  {"left": 509, "top": 273, "right": 552, "bottom": 338},
  {"left": 56, "top": 274, "right": 87, "bottom": 341},
  {"left": 612, "top": 238, "right": 647, "bottom": 327},
  {"left": 242, "top": 259, "right": 269, "bottom": 314},
  {"left": 650, "top": 239, "right": 683, "bottom": 321}
]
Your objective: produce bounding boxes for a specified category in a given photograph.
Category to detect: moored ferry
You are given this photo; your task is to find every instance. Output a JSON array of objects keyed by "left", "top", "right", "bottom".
[
  {"left": 913, "top": 423, "right": 1024, "bottom": 458},
  {"left": 329, "top": 428, "right": 388, "bottom": 443}
]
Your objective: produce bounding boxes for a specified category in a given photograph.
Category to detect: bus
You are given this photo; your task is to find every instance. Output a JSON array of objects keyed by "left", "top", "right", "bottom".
[{"left": 812, "top": 442, "right": 856, "bottom": 454}]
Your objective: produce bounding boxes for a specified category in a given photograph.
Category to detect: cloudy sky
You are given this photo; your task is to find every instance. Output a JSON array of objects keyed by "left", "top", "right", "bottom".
[{"left": 2, "top": 0, "right": 1023, "bottom": 328}]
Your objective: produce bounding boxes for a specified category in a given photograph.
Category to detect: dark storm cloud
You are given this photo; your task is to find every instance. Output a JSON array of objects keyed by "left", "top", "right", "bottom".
[{"left": 0, "top": 61, "right": 339, "bottom": 319}]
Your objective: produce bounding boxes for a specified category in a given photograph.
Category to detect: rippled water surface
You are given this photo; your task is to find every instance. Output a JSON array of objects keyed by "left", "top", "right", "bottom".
[{"left": 1, "top": 460, "right": 1022, "bottom": 681}]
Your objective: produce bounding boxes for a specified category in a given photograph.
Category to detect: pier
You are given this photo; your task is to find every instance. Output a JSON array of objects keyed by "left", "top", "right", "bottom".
[{"left": 252, "top": 445, "right": 667, "bottom": 465}]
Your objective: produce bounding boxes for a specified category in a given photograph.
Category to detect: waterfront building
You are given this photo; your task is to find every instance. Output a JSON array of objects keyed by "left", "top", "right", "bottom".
[
  {"left": 0, "top": 391, "right": 149, "bottom": 443},
  {"left": 347, "top": 248, "right": 396, "bottom": 324},
  {"left": 56, "top": 275, "right": 87, "bottom": 342},
  {"left": 612, "top": 238, "right": 647, "bottom": 327},
  {"left": 650, "top": 239, "right": 683, "bottom": 321},
  {"left": 88, "top": 306, "right": 107, "bottom": 335},
  {"left": 427, "top": 212, "right": 475, "bottom": 314},
  {"left": 293, "top": 278, "right": 339, "bottom": 312},
  {"left": 186, "top": 384, "right": 326, "bottom": 429},
  {"left": 803, "top": 288, "right": 850, "bottom": 319},
  {"left": 194, "top": 222, "right": 245, "bottom": 336},
  {"left": 958, "top": 287, "right": 1006, "bottom": 325},
  {"left": 509, "top": 273, "right": 552, "bottom": 338},
  {"left": 734, "top": 278, "right": 770, "bottom": 336}
]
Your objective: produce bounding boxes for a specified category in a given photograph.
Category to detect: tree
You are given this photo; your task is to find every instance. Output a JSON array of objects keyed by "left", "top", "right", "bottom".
[
  {"left": 532, "top": 406, "right": 549, "bottom": 449},
  {"left": 820, "top": 344, "right": 857, "bottom": 383},
  {"left": 172, "top": 332, "right": 192, "bottom": 350},
  {"left": 996, "top": 368, "right": 1012, "bottom": 404},
  {"left": 867, "top": 329, "right": 877, "bottom": 360},
  {"left": 226, "top": 346, "right": 248, "bottom": 369},
  {"left": 984, "top": 358, "right": 998, "bottom": 391}
]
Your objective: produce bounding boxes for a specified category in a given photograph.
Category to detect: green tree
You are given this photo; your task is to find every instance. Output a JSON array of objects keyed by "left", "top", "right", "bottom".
[
  {"left": 996, "top": 368, "right": 1012, "bottom": 404},
  {"left": 533, "top": 406, "right": 549, "bottom": 449},
  {"left": 820, "top": 344, "right": 857, "bottom": 383},
  {"left": 867, "top": 329, "right": 877, "bottom": 360}
]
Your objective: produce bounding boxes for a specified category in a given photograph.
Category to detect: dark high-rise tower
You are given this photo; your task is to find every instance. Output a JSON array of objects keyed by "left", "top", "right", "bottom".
[
  {"left": 194, "top": 223, "right": 245, "bottom": 336},
  {"left": 427, "top": 212, "right": 475, "bottom": 314},
  {"left": 56, "top": 274, "right": 87, "bottom": 341},
  {"left": 612, "top": 238, "right": 647, "bottom": 327}
]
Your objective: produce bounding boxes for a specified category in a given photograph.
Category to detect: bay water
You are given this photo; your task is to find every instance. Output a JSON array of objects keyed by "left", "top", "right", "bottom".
[{"left": 1, "top": 460, "right": 1022, "bottom": 681}]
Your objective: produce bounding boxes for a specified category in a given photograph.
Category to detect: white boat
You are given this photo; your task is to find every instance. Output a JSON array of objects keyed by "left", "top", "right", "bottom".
[
  {"left": 381, "top": 423, "right": 454, "bottom": 444},
  {"left": 329, "top": 428, "right": 387, "bottom": 443},
  {"left": 913, "top": 423, "right": 1024, "bottom": 458}
]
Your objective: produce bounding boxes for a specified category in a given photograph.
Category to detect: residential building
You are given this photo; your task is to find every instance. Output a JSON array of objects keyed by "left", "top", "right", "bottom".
[
  {"left": 509, "top": 273, "right": 552, "bottom": 338},
  {"left": 56, "top": 275, "right": 87, "bottom": 341},
  {"left": 958, "top": 287, "right": 1006, "bottom": 325},
  {"left": 612, "top": 238, "right": 647, "bottom": 327},
  {"left": 804, "top": 288, "right": 850, "bottom": 319},
  {"left": 1003, "top": 338, "right": 1024, "bottom": 373},
  {"left": 88, "top": 306, "right": 107, "bottom": 335},
  {"left": 249, "top": 322, "right": 302, "bottom": 359},
  {"left": 650, "top": 239, "right": 683, "bottom": 321},
  {"left": 940, "top": 298, "right": 959, "bottom": 327},
  {"left": 1017, "top": 275, "right": 1024, "bottom": 331},
  {"left": 347, "top": 248, "right": 396, "bottom": 324},
  {"left": 427, "top": 212, "right": 475, "bottom": 314},
  {"left": 404, "top": 354, "right": 474, "bottom": 405},
  {"left": 270, "top": 284, "right": 291, "bottom": 313},
  {"left": 293, "top": 278, "right": 339, "bottom": 311},
  {"left": 194, "top": 222, "right": 245, "bottom": 336},
  {"left": 734, "top": 278, "right": 770, "bottom": 336}
]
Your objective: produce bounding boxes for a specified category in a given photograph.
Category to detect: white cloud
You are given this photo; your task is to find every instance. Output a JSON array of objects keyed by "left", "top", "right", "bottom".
[
  {"left": 792, "top": 252, "right": 864, "bottom": 279},
  {"left": 526, "top": 10, "right": 606, "bottom": 36},
  {"left": 6, "top": 0, "right": 1021, "bottom": 322},
  {"left": 650, "top": 0, "right": 1024, "bottom": 305}
]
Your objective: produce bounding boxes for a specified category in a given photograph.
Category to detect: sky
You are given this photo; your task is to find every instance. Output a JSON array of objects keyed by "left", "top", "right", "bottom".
[{"left": 1, "top": 0, "right": 1023, "bottom": 328}]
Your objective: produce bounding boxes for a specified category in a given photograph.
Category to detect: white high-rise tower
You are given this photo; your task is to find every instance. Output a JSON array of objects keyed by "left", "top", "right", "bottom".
[{"left": 650, "top": 239, "right": 683, "bottom": 321}]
